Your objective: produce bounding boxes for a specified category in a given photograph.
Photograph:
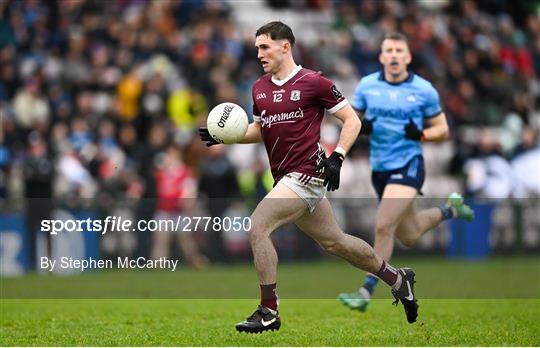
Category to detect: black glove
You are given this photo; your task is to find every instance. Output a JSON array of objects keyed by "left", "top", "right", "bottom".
[
  {"left": 359, "top": 117, "right": 375, "bottom": 136},
  {"left": 315, "top": 151, "right": 344, "bottom": 191},
  {"left": 404, "top": 118, "right": 424, "bottom": 141},
  {"left": 199, "top": 127, "right": 219, "bottom": 147}
]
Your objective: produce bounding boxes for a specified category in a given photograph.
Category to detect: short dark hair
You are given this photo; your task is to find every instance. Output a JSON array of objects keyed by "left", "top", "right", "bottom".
[
  {"left": 255, "top": 21, "right": 295, "bottom": 47},
  {"left": 381, "top": 32, "right": 409, "bottom": 48}
]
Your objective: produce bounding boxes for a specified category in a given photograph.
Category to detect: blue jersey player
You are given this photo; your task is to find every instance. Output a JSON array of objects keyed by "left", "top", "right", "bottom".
[{"left": 338, "top": 33, "right": 474, "bottom": 313}]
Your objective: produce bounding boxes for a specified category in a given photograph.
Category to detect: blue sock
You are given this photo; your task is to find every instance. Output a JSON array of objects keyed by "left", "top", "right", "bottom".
[
  {"left": 439, "top": 205, "right": 454, "bottom": 220},
  {"left": 362, "top": 275, "right": 379, "bottom": 296}
]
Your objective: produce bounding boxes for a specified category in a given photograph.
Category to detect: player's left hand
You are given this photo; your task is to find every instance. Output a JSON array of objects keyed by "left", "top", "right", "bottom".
[
  {"left": 315, "top": 151, "right": 344, "bottom": 191},
  {"left": 199, "top": 127, "right": 219, "bottom": 147},
  {"left": 404, "top": 118, "right": 425, "bottom": 141}
]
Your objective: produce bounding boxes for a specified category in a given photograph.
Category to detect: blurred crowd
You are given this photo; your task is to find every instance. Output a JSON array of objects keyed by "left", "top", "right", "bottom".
[{"left": 1, "top": 0, "right": 539, "bottom": 265}]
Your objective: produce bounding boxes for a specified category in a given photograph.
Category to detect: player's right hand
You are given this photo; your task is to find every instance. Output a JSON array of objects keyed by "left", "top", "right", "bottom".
[
  {"left": 315, "top": 151, "right": 344, "bottom": 191},
  {"left": 199, "top": 127, "right": 219, "bottom": 147},
  {"left": 359, "top": 118, "right": 375, "bottom": 136}
]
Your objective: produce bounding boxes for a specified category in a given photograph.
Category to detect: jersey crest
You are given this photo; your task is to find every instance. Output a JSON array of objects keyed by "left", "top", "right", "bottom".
[{"left": 290, "top": 90, "right": 301, "bottom": 101}]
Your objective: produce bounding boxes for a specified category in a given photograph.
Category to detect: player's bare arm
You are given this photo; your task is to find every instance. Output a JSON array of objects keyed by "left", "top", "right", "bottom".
[
  {"left": 316, "top": 103, "right": 361, "bottom": 191},
  {"left": 404, "top": 112, "right": 449, "bottom": 142},
  {"left": 332, "top": 104, "right": 361, "bottom": 154},
  {"left": 354, "top": 109, "right": 375, "bottom": 136},
  {"left": 422, "top": 112, "right": 449, "bottom": 142},
  {"left": 239, "top": 122, "right": 263, "bottom": 144}
]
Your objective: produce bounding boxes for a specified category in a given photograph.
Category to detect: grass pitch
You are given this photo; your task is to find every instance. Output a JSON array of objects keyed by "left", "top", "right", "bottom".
[
  {"left": 1, "top": 299, "right": 538, "bottom": 346},
  {"left": 1, "top": 256, "right": 539, "bottom": 346}
]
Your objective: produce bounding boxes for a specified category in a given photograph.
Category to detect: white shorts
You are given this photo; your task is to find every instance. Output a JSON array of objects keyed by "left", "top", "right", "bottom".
[{"left": 278, "top": 172, "right": 326, "bottom": 213}]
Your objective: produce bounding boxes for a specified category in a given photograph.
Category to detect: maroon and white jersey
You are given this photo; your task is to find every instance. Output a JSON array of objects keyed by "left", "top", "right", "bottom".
[{"left": 252, "top": 65, "right": 348, "bottom": 182}]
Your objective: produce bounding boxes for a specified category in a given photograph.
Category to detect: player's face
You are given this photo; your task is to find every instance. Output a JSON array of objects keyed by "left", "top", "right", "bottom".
[
  {"left": 255, "top": 34, "right": 286, "bottom": 74},
  {"left": 379, "top": 39, "right": 412, "bottom": 77}
]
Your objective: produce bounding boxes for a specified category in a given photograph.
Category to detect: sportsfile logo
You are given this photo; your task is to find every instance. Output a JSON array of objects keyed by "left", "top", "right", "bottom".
[
  {"left": 260, "top": 108, "right": 304, "bottom": 128},
  {"left": 41, "top": 215, "right": 252, "bottom": 235},
  {"left": 218, "top": 104, "right": 235, "bottom": 128}
]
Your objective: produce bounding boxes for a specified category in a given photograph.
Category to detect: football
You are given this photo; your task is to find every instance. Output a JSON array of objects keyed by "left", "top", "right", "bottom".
[{"left": 207, "top": 102, "right": 249, "bottom": 144}]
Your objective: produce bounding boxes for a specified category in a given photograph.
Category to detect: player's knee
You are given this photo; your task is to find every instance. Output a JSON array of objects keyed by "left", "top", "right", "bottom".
[
  {"left": 246, "top": 223, "right": 267, "bottom": 244},
  {"left": 396, "top": 220, "right": 421, "bottom": 247},
  {"left": 397, "top": 235, "right": 416, "bottom": 248},
  {"left": 247, "top": 225, "right": 261, "bottom": 243},
  {"left": 375, "top": 222, "right": 395, "bottom": 238}
]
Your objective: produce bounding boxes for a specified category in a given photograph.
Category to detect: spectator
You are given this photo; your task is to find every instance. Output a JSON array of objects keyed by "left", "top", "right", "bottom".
[
  {"left": 511, "top": 126, "right": 540, "bottom": 198},
  {"left": 152, "top": 143, "right": 208, "bottom": 269},
  {"left": 199, "top": 144, "right": 242, "bottom": 262},
  {"left": 23, "top": 132, "right": 53, "bottom": 270},
  {"left": 13, "top": 79, "right": 49, "bottom": 133},
  {"left": 464, "top": 129, "right": 515, "bottom": 199}
]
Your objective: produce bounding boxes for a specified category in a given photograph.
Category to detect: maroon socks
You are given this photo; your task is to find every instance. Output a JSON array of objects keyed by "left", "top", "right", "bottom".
[
  {"left": 375, "top": 261, "right": 402, "bottom": 290},
  {"left": 260, "top": 283, "right": 278, "bottom": 310}
]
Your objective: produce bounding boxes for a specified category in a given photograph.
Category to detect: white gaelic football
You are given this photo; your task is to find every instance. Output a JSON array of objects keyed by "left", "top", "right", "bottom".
[{"left": 207, "top": 102, "right": 248, "bottom": 144}]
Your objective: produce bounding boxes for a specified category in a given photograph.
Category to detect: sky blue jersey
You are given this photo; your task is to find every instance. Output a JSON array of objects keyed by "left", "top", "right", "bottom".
[{"left": 351, "top": 71, "right": 442, "bottom": 171}]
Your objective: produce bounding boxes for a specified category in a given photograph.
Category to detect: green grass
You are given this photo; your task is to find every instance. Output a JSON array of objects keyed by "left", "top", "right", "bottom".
[
  {"left": 1, "top": 256, "right": 539, "bottom": 346},
  {"left": 1, "top": 299, "right": 538, "bottom": 346},
  {"left": 2, "top": 256, "right": 539, "bottom": 299}
]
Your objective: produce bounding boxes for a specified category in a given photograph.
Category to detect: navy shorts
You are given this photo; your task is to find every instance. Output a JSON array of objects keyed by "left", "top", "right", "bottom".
[{"left": 371, "top": 156, "right": 425, "bottom": 199}]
